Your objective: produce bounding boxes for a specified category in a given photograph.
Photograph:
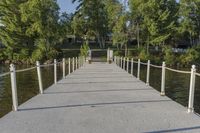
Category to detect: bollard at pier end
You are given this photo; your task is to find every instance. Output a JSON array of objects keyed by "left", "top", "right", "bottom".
[
  {"left": 10, "top": 64, "right": 18, "bottom": 111},
  {"left": 127, "top": 58, "right": 129, "bottom": 73},
  {"left": 161, "top": 62, "right": 166, "bottom": 96},
  {"left": 131, "top": 58, "right": 133, "bottom": 75},
  {"left": 62, "top": 58, "right": 66, "bottom": 79},
  {"left": 137, "top": 59, "right": 140, "bottom": 79},
  {"left": 54, "top": 59, "right": 57, "bottom": 84},
  {"left": 146, "top": 60, "right": 150, "bottom": 86},
  {"left": 188, "top": 65, "right": 196, "bottom": 113},
  {"left": 36, "top": 61, "right": 43, "bottom": 94}
]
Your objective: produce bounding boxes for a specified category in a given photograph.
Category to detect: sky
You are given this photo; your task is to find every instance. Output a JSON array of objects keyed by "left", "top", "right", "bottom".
[{"left": 57, "top": 0, "right": 78, "bottom": 13}]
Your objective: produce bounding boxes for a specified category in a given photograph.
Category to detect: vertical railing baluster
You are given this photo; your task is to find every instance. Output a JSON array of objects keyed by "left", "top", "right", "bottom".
[
  {"left": 62, "top": 58, "right": 65, "bottom": 79},
  {"left": 36, "top": 61, "right": 43, "bottom": 94},
  {"left": 188, "top": 65, "right": 196, "bottom": 113},
  {"left": 137, "top": 59, "right": 140, "bottom": 79},
  {"left": 76, "top": 57, "right": 78, "bottom": 70},
  {"left": 54, "top": 59, "right": 57, "bottom": 84},
  {"left": 131, "top": 58, "right": 133, "bottom": 75},
  {"left": 161, "top": 62, "right": 166, "bottom": 96},
  {"left": 123, "top": 57, "right": 126, "bottom": 70},
  {"left": 127, "top": 58, "right": 129, "bottom": 73},
  {"left": 121, "top": 57, "right": 123, "bottom": 68},
  {"left": 68, "top": 58, "right": 71, "bottom": 74},
  {"left": 72, "top": 57, "right": 75, "bottom": 72},
  {"left": 10, "top": 64, "right": 18, "bottom": 111},
  {"left": 146, "top": 60, "right": 150, "bottom": 86}
]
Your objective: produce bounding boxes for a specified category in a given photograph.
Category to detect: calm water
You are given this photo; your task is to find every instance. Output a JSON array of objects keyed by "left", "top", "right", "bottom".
[
  {"left": 1, "top": 60, "right": 200, "bottom": 118},
  {"left": 0, "top": 63, "right": 69, "bottom": 117},
  {"left": 130, "top": 62, "right": 200, "bottom": 113}
]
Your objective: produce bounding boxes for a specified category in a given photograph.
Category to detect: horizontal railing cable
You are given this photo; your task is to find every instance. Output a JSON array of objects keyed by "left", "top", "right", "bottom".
[
  {"left": 195, "top": 72, "right": 200, "bottom": 76},
  {"left": 165, "top": 67, "right": 191, "bottom": 74},
  {"left": 140, "top": 62, "right": 147, "bottom": 65},
  {"left": 40, "top": 63, "right": 55, "bottom": 68},
  {"left": 150, "top": 64, "right": 162, "bottom": 69},
  {"left": 0, "top": 72, "right": 10, "bottom": 77},
  {"left": 15, "top": 66, "right": 36, "bottom": 73}
]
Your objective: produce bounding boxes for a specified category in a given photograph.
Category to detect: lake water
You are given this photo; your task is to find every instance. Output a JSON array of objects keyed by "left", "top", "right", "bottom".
[{"left": 1, "top": 60, "right": 200, "bottom": 118}]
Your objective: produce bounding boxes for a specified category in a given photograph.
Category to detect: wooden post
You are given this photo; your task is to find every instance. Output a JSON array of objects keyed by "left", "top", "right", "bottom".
[
  {"left": 146, "top": 60, "right": 150, "bottom": 86},
  {"left": 127, "top": 58, "right": 129, "bottom": 72},
  {"left": 188, "top": 65, "right": 196, "bottom": 113},
  {"left": 137, "top": 59, "right": 140, "bottom": 79},
  {"left": 161, "top": 62, "right": 166, "bottom": 96},
  {"left": 131, "top": 58, "right": 133, "bottom": 75},
  {"left": 36, "top": 61, "right": 43, "bottom": 94},
  {"left": 10, "top": 64, "right": 18, "bottom": 111},
  {"left": 62, "top": 58, "right": 65, "bottom": 79},
  {"left": 54, "top": 59, "right": 57, "bottom": 84}
]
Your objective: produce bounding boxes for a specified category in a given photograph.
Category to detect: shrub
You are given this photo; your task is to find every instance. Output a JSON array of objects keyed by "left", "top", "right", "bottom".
[
  {"left": 180, "top": 48, "right": 199, "bottom": 65},
  {"left": 80, "top": 41, "right": 90, "bottom": 57},
  {"left": 163, "top": 46, "right": 175, "bottom": 66},
  {"left": 138, "top": 49, "right": 150, "bottom": 61}
]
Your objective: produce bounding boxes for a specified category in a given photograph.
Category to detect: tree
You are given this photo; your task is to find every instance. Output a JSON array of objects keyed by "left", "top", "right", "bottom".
[
  {"left": 0, "top": 0, "right": 30, "bottom": 60},
  {"left": 72, "top": 0, "right": 108, "bottom": 48},
  {"left": 20, "top": 0, "right": 60, "bottom": 61},
  {"left": 178, "top": 0, "right": 200, "bottom": 46}
]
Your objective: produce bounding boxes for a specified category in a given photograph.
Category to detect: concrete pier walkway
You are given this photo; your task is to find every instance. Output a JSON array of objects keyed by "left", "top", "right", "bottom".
[{"left": 1, "top": 63, "right": 200, "bottom": 133}]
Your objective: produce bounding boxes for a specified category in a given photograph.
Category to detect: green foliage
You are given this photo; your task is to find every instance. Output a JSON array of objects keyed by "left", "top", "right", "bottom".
[
  {"left": 180, "top": 48, "right": 199, "bottom": 65},
  {"left": 0, "top": 0, "right": 61, "bottom": 63},
  {"left": 80, "top": 41, "right": 90, "bottom": 57},
  {"left": 138, "top": 49, "right": 150, "bottom": 61},
  {"left": 163, "top": 46, "right": 176, "bottom": 66}
]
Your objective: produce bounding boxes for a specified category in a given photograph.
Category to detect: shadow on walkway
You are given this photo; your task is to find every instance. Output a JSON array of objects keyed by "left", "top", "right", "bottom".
[
  {"left": 19, "top": 99, "right": 172, "bottom": 111},
  {"left": 44, "top": 88, "right": 152, "bottom": 94},
  {"left": 145, "top": 126, "right": 200, "bottom": 133}
]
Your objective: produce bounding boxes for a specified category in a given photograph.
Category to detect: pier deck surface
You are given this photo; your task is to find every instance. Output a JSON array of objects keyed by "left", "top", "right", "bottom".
[{"left": 1, "top": 63, "right": 200, "bottom": 133}]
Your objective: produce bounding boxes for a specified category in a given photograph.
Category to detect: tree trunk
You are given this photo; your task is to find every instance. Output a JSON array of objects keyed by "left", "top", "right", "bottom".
[{"left": 125, "top": 43, "right": 127, "bottom": 57}]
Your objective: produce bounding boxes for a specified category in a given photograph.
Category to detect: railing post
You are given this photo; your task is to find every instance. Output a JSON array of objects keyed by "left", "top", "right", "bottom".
[
  {"left": 137, "top": 59, "right": 140, "bottom": 79},
  {"left": 188, "top": 65, "right": 196, "bottom": 113},
  {"left": 68, "top": 58, "right": 71, "bottom": 74},
  {"left": 146, "top": 60, "right": 150, "bottom": 86},
  {"left": 78, "top": 57, "right": 80, "bottom": 68},
  {"left": 123, "top": 57, "right": 126, "bottom": 70},
  {"left": 62, "top": 58, "right": 66, "bottom": 79},
  {"left": 161, "top": 62, "right": 166, "bottom": 96},
  {"left": 76, "top": 57, "right": 78, "bottom": 70},
  {"left": 127, "top": 58, "right": 129, "bottom": 72},
  {"left": 114, "top": 56, "right": 116, "bottom": 64},
  {"left": 54, "top": 59, "right": 57, "bottom": 84},
  {"left": 72, "top": 57, "right": 75, "bottom": 72},
  {"left": 36, "top": 61, "right": 43, "bottom": 94},
  {"left": 10, "top": 64, "right": 18, "bottom": 111},
  {"left": 131, "top": 58, "right": 133, "bottom": 75},
  {"left": 120, "top": 57, "right": 123, "bottom": 68}
]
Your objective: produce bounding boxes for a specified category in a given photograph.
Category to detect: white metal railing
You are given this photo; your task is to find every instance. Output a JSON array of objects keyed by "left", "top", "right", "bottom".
[
  {"left": 0, "top": 56, "right": 86, "bottom": 111},
  {"left": 114, "top": 56, "right": 200, "bottom": 113}
]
